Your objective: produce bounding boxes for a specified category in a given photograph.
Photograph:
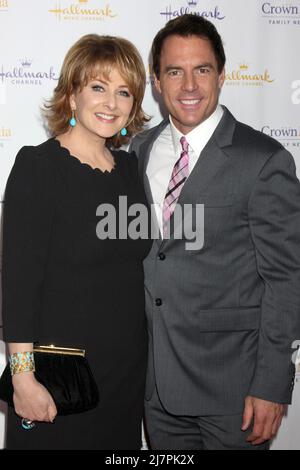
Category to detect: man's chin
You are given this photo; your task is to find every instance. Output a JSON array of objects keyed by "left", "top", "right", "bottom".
[{"left": 174, "top": 119, "right": 205, "bottom": 133}]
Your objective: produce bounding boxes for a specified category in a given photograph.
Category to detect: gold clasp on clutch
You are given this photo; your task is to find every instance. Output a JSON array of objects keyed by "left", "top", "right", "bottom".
[{"left": 33, "top": 345, "right": 85, "bottom": 357}]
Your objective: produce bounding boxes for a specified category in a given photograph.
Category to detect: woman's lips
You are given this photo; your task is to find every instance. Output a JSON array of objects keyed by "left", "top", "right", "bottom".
[{"left": 95, "top": 112, "right": 117, "bottom": 122}]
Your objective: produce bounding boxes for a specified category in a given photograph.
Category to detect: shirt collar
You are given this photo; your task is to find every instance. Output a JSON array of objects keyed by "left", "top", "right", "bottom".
[{"left": 169, "top": 104, "right": 224, "bottom": 157}]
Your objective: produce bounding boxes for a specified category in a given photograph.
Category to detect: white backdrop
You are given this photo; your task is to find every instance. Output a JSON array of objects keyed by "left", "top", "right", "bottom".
[{"left": 0, "top": 0, "right": 299, "bottom": 450}]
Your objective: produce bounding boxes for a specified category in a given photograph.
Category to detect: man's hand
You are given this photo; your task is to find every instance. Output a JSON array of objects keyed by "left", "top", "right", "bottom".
[{"left": 242, "top": 396, "right": 285, "bottom": 445}]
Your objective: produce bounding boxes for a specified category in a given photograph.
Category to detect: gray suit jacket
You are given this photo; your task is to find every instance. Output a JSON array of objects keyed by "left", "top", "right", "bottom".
[{"left": 131, "top": 106, "right": 300, "bottom": 416}]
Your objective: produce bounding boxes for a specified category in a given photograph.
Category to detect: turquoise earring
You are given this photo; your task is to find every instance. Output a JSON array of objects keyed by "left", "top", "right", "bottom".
[
  {"left": 120, "top": 127, "right": 127, "bottom": 136},
  {"left": 70, "top": 111, "right": 76, "bottom": 127}
]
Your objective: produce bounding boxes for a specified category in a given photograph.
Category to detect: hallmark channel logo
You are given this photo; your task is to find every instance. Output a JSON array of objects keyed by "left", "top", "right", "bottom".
[
  {"left": 160, "top": 0, "right": 225, "bottom": 22},
  {"left": 0, "top": 59, "right": 58, "bottom": 86},
  {"left": 0, "top": 0, "right": 8, "bottom": 11},
  {"left": 262, "top": 124, "right": 300, "bottom": 148},
  {"left": 261, "top": 2, "right": 300, "bottom": 25},
  {"left": 225, "top": 62, "right": 275, "bottom": 87},
  {"left": 49, "top": 0, "right": 117, "bottom": 21}
]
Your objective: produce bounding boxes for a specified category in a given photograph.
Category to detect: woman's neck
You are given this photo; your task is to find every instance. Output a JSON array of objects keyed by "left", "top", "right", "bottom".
[{"left": 57, "top": 126, "right": 115, "bottom": 172}]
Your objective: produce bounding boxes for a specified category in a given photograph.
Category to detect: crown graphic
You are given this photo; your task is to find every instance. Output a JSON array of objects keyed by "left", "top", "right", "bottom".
[
  {"left": 21, "top": 58, "right": 32, "bottom": 67},
  {"left": 78, "top": 0, "right": 88, "bottom": 3},
  {"left": 239, "top": 63, "right": 249, "bottom": 70},
  {"left": 187, "top": 0, "right": 198, "bottom": 5}
]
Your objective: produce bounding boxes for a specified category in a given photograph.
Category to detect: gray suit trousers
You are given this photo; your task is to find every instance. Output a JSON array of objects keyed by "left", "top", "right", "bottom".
[{"left": 145, "top": 386, "right": 270, "bottom": 451}]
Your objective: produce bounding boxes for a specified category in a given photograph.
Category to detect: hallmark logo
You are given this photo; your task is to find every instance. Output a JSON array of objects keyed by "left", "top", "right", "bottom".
[
  {"left": 262, "top": 125, "right": 300, "bottom": 148},
  {"left": 21, "top": 58, "right": 32, "bottom": 68},
  {"left": 0, "top": 60, "right": 58, "bottom": 86},
  {"left": 160, "top": 0, "right": 225, "bottom": 22},
  {"left": 49, "top": 0, "right": 117, "bottom": 21},
  {"left": 225, "top": 63, "right": 275, "bottom": 87},
  {"left": 261, "top": 2, "right": 300, "bottom": 25}
]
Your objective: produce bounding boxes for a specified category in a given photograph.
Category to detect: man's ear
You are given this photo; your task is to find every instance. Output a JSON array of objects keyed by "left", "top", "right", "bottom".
[{"left": 154, "top": 74, "right": 162, "bottom": 94}]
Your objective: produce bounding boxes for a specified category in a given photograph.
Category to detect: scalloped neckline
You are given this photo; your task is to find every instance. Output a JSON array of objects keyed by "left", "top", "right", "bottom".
[{"left": 52, "top": 138, "right": 117, "bottom": 176}]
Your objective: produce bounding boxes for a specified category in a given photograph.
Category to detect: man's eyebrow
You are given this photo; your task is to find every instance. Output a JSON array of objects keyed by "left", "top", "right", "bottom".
[
  {"left": 194, "top": 63, "right": 214, "bottom": 69},
  {"left": 164, "top": 65, "right": 184, "bottom": 71},
  {"left": 164, "top": 63, "right": 215, "bottom": 71}
]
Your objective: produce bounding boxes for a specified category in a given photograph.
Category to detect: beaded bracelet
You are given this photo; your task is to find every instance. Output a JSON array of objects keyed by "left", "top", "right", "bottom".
[{"left": 9, "top": 352, "right": 35, "bottom": 376}]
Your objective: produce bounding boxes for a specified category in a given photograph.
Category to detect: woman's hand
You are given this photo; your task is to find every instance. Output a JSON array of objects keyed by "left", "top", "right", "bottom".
[{"left": 12, "top": 371, "right": 57, "bottom": 423}]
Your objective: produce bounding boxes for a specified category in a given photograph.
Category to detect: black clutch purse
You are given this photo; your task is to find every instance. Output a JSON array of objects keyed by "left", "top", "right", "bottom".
[{"left": 0, "top": 345, "right": 99, "bottom": 415}]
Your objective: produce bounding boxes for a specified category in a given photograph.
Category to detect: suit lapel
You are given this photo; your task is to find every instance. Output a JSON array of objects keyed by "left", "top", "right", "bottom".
[{"left": 179, "top": 137, "right": 230, "bottom": 203}]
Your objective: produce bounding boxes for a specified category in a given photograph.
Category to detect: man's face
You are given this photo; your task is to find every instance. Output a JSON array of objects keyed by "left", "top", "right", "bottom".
[{"left": 155, "top": 34, "right": 225, "bottom": 134}]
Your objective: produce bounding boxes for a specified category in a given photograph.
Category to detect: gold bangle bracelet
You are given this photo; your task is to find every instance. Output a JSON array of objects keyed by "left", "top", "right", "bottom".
[{"left": 9, "top": 352, "right": 35, "bottom": 376}]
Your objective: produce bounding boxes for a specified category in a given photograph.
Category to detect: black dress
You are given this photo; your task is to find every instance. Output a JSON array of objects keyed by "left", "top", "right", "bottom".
[{"left": 2, "top": 138, "right": 152, "bottom": 450}]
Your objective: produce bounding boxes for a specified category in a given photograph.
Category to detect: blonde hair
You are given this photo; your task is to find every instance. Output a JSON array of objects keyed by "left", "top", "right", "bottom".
[{"left": 44, "top": 34, "right": 149, "bottom": 148}]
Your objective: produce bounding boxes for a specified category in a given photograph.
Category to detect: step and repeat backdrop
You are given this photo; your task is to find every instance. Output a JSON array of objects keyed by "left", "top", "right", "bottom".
[{"left": 0, "top": 0, "right": 299, "bottom": 450}]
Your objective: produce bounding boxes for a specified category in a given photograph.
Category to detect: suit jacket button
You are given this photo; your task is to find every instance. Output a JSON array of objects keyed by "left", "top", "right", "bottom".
[
  {"left": 155, "top": 298, "right": 162, "bottom": 306},
  {"left": 158, "top": 253, "right": 166, "bottom": 260}
]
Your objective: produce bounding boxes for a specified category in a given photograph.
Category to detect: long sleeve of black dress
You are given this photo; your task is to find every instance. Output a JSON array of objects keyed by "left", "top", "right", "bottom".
[{"left": 2, "top": 146, "right": 56, "bottom": 342}]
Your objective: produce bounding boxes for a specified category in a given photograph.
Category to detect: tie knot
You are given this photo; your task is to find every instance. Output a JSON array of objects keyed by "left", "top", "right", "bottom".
[{"left": 180, "top": 136, "right": 189, "bottom": 153}]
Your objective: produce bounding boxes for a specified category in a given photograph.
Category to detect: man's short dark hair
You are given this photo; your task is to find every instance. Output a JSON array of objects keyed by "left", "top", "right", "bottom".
[{"left": 152, "top": 14, "right": 226, "bottom": 78}]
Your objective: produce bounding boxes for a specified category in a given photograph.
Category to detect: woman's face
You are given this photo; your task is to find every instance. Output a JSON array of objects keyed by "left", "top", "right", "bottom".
[{"left": 70, "top": 67, "right": 134, "bottom": 141}]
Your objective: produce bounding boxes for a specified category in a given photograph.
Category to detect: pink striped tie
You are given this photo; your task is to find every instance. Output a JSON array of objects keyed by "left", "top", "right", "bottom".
[{"left": 162, "top": 136, "right": 189, "bottom": 237}]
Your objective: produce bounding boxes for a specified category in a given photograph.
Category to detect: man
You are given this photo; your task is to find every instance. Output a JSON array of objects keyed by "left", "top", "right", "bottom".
[{"left": 131, "top": 14, "right": 300, "bottom": 450}]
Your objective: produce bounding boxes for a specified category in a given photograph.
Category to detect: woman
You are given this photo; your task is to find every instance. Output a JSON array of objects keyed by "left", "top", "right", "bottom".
[{"left": 2, "top": 34, "right": 152, "bottom": 450}]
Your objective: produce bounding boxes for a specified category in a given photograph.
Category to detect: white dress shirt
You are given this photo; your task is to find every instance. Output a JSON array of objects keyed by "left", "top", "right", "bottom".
[{"left": 146, "top": 105, "right": 224, "bottom": 236}]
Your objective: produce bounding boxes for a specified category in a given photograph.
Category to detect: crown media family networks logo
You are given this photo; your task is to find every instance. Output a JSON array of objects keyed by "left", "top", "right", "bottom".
[
  {"left": 160, "top": 0, "right": 225, "bottom": 22},
  {"left": 48, "top": 0, "right": 117, "bottom": 21},
  {"left": 261, "top": 1, "right": 300, "bottom": 25},
  {"left": 262, "top": 124, "right": 300, "bottom": 148}
]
